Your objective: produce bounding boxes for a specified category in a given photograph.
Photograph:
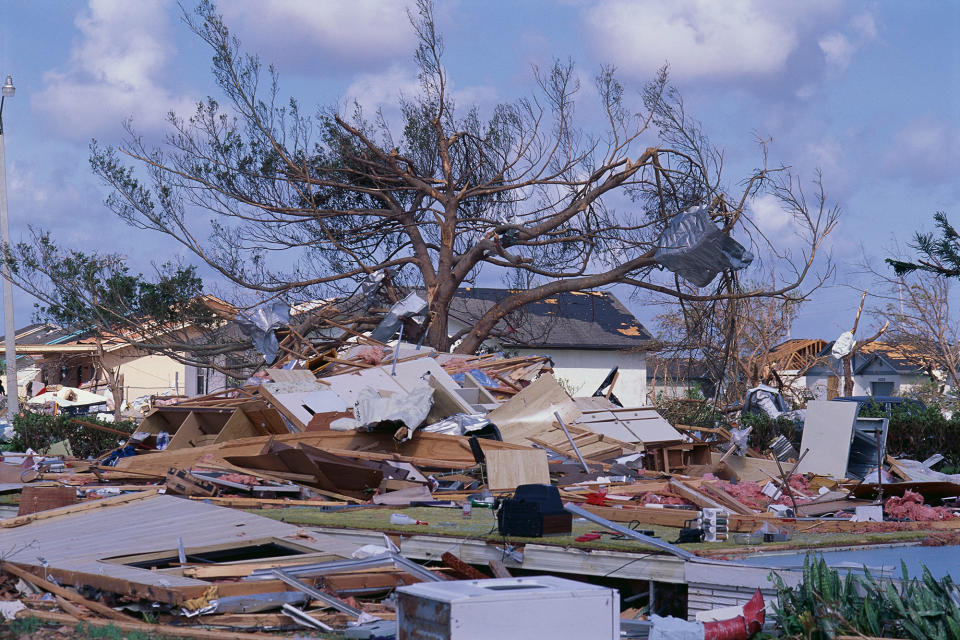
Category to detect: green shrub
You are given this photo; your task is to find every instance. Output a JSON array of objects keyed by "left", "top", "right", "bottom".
[
  {"left": 740, "top": 411, "right": 801, "bottom": 450},
  {"left": 7, "top": 411, "right": 136, "bottom": 459},
  {"left": 771, "top": 555, "right": 960, "bottom": 639}
]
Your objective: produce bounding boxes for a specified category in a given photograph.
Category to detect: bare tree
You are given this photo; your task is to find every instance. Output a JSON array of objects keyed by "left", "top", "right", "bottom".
[
  {"left": 653, "top": 273, "right": 805, "bottom": 407},
  {"left": 839, "top": 291, "right": 888, "bottom": 397},
  {"left": 87, "top": 1, "right": 838, "bottom": 355},
  {"left": 867, "top": 258, "right": 960, "bottom": 392}
]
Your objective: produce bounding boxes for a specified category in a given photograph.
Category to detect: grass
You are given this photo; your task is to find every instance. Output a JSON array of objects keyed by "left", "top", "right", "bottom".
[{"left": 244, "top": 504, "right": 944, "bottom": 556}]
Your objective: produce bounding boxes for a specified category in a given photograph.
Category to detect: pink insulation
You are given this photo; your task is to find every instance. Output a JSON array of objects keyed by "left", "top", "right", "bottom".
[
  {"left": 884, "top": 490, "right": 956, "bottom": 522},
  {"left": 703, "top": 477, "right": 812, "bottom": 511},
  {"left": 355, "top": 346, "right": 386, "bottom": 365},
  {"left": 635, "top": 492, "right": 693, "bottom": 507}
]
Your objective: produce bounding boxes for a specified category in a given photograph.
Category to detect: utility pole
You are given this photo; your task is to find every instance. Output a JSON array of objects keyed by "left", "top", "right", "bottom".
[{"left": 0, "top": 75, "right": 18, "bottom": 420}]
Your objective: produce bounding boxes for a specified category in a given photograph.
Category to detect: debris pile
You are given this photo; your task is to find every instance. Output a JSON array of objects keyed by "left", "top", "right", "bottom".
[{"left": 0, "top": 330, "right": 957, "bottom": 638}]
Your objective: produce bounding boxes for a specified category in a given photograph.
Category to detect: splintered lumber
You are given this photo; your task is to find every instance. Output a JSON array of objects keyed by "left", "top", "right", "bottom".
[
  {"left": 116, "top": 431, "right": 534, "bottom": 476},
  {"left": 2, "top": 562, "right": 136, "bottom": 622},
  {"left": 15, "top": 609, "right": 287, "bottom": 640},
  {"left": 667, "top": 479, "right": 726, "bottom": 511},
  {"left": 488, "top": 559, "right": 512, "bottom": 578},
  {"left": 187, "top": 496, "right": 346, "bottom": 508},
  {"left": 697, "top": 481, "right": 758, "bottom": 516},
  {"left": 71, "top": 419, "right": 133, "bottom": 438},
  {"left": 441, "top": 552, "right": 489, "bottom": 580},
  {"left": 0, "top": 489, "right": 159, "bottom": 528}
]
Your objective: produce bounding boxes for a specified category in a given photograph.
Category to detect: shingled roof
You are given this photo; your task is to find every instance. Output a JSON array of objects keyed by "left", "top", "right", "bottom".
[{"left": 448, "top": 288, "right": 654, "bottom": 350}]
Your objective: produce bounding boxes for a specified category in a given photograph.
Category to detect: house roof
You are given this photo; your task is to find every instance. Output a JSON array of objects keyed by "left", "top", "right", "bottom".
[
  {"left": 765, "top": 338, "right": 829, "bottom": 372},
  {"left": 852, "top": 342, "right": 930, "bottom": 376},
  {"left": 447, "top": 288, "right": 654, "bottom": 351},
  {"left": 806, "top": 340, "right": 931, "bottom": 376}
]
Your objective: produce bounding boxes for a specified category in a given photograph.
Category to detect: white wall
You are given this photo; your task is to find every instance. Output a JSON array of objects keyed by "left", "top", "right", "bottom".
[
  {"left": 447, "top": 317, "right": 648, "bottom": 406},
  {"left": 184, "top": 364, "right": 229, "bottom": 397},
  {"left": 513, "top": 347, "right": 647, "bottom": 407}
]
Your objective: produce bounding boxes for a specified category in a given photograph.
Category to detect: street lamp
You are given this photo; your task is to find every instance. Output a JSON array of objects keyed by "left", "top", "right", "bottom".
[{"left": 0, "top": 74, "right": 18, "bottom": 420}]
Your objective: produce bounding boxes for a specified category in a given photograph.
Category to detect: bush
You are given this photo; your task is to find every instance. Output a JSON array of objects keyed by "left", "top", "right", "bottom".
[
  {"left": 654, "top": 398, "right": 732, "bottom": 431},
  {"left": 7, "top": 412, "right": 136, "bottom": 459},
  {"left": 740, "top": 411, "right": 801, "bottom": 450},
  {"left": 771, "top": 555, "right": 960, "bottom": 639},
  {"left": 882, "top": 404, "right": 960, "bottom": 469}
]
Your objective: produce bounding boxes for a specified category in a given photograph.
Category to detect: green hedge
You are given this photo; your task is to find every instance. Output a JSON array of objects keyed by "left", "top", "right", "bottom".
[
  {"left": 7, "top": 412, "right": 136, "bottom": 459},
  {"left": 656, "top": 398, "right": 960, "bottom": 469}
]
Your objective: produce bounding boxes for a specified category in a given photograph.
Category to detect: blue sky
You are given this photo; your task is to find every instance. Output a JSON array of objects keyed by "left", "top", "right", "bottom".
[{"left": 0, "top": 0, "right": 957, "bottom": 341}]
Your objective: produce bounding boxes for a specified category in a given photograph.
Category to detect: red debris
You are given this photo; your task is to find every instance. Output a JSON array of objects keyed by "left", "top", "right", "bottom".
[
  {"left": 355, "top": 346, "right": 386, "bottom": 365},
  {"left": 633, "top": 492, "right": 692, "bottom": 506},
  {"left": 884, "top": 490, "right": 956, "bottom": 522}
]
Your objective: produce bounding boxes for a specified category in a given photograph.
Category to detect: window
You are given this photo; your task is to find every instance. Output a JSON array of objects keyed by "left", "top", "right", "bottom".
[
  {"left": 196, "top": 367, "right": 208, "bottom": 395},
  {"left": 871, "top": 381, "right": 894, "bottom": 396}
]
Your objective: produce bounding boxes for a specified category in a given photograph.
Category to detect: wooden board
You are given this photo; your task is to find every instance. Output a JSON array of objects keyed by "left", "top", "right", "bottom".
[
  {"left": 482, "top": 447, "right": 550, "bottom": 490},
  {"left": 487, "top": 374, "right": 582, "bottom": 445}
]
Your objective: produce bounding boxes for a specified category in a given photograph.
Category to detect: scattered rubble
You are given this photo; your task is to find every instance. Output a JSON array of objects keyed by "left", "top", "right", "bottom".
[{"left": 0, "top": 327, "right": 956, "bottom": 639}]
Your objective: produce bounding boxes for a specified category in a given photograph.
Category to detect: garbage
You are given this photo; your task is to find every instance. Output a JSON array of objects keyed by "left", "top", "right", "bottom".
[{"left": 653, "top": 205, "right": 754, "bottom": 287}]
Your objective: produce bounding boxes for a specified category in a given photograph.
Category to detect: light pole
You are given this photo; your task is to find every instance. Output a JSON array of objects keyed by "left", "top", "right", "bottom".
[{"left": 0, "top": 75, "right": 17, "bottom": 420}]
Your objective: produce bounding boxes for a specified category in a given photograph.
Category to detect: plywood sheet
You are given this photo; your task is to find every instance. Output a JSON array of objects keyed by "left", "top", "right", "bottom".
[
  {"left": 482, "top": 447, "right": 550, "bottom": 490},
  {"left": 260, "top": 383, "right": 349, "bottom": 431},
  {"left": 795, "top": 400, "right": 858, "bottom": 477},
  {"left": 266, "top": 368, "right": 320, "bottom": 384},
  {"left": 487, "top": 374, "right": 582, "bottom": 445},
  {"left": 709, "top": 453, "right": 786, "bottom": 483},
  {"left": 574, "top": 408, "right": 681, "bottom": 445}
]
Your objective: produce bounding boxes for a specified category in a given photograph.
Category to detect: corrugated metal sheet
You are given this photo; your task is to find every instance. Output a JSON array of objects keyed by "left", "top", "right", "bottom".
[{"left": 0, "top": 494, "right": 357, "bottom": 587}]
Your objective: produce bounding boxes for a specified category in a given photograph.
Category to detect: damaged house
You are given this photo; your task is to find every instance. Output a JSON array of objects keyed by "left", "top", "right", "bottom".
[
  {"left": 445, "top": 288, "right": 655, "bottom": 406},
  {"left": 804, "top": 340, "right": 937, "bottom": 399}
]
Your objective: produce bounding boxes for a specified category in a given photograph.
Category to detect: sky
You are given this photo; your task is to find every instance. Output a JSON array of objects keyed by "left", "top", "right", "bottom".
[{"left": 0, "top": 0, "right": 957, "bottom": 342}]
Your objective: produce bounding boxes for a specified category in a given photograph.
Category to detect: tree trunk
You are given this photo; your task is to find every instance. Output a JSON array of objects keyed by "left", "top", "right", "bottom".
[
  {"left": 112, "top": 373, "right": 124, "bottom": 422},
  {"left": 842, "top": 355, "right": 854, "bottom": 396},
  {"left": 425, "top": 308, "right": 450, "bottom": 352}
]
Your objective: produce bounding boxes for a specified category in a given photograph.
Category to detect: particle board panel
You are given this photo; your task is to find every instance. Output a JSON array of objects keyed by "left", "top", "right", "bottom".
[
  {"left": 213, "top": 409, "right": 259, "bottom": 444},
  {"left": 487, "top": 374, "right": 582, "bottom": 445},
  {"left": 482, "top": 447, "right": 550, "bottom": 490},
  {"left": 795, "top": 400, "right": 858, "bottom": 477}
]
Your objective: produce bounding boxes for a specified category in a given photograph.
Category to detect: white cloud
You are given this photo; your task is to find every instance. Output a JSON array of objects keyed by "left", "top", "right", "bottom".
[
  {"left": 32, "top": 0, "right": 192, "bottom": 140},
  {"left": 584, "top": 0, "right": 802, "bottom": 80},
  {"left": 749, "top": 193, "right": 795, "bottom": 235},
  {"left": 583, "top": 1, "right": 878, "bottom": 84},
  {"left": 219, "top": 1, "right": 414, "bottom": 74},
  {"left": 818, "top": 33, "right": 854, "bottom": 69},
  {"left": 819, "top": 12, "right": 878, "bottom": 71},
  {"left": 882, "top": 117, "right": 960, "bottom": 186}
]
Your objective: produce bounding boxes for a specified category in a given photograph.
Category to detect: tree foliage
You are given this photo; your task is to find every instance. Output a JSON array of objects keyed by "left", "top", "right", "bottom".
[
  {"left": 0, "top": 230, "right": 256, "bottom": 406},
  {"left": 87, "top": 0, "right": 838, "bottom": 354},
  {"left": 887, "top": 212, "right": 960, "bottom": 278}
]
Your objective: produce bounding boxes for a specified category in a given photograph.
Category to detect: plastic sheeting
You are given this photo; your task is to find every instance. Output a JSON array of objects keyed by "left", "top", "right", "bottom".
[
  {"left": 654, "top": 206, "right": 754, "bottom": 287},
  {"left": 832, "top": 330, "right": 856, "bottom": 359},
  {"left": 370, "top": 292, "right": 428, "bottom": 343},
  {"left": 235, "top": 302, "right": 290, "bottom": 363},
  {"left": 355, "top": 385, "right": 433, "bottom": 431},
  {"left": 420, "top": 413, "right": 490, "bottom": 437}
]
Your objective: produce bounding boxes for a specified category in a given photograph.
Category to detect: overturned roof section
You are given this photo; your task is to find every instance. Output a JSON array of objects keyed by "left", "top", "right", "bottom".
[{"left": 449, "top": 288, "right": 654, "bottom": 351}]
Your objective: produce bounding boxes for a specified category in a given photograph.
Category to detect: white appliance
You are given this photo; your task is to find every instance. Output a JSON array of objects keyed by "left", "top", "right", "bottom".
[{"left": 396, "top": 576, "right": 620, "bottom": 640}]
